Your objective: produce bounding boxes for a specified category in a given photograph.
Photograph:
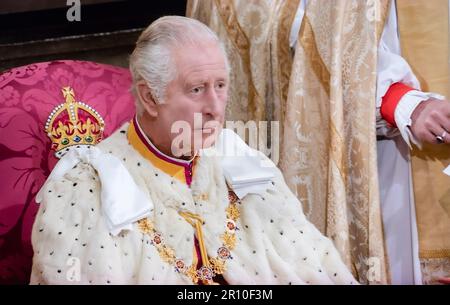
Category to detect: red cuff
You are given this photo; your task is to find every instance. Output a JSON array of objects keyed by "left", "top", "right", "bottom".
[{"left": 380, "top": 82, "right": 415, "bottom": 127}]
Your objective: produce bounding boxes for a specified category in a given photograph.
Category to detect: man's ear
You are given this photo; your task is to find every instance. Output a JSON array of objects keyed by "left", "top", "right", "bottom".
[{"left": 136, "top": 80, "right": 158, "bottom": 117}]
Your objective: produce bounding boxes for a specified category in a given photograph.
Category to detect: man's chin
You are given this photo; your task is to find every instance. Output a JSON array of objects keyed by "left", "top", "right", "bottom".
[
  {"left": 200, "top": 133, "right": 219, "bottom": 149},
  {"left": 172, "top": 129, "right": 221, "bottom": 157}
]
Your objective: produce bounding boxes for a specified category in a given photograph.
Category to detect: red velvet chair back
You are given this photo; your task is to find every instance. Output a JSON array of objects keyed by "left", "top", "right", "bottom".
[{"left": 0, "top": 60, "right": 135, "bottom": 284}]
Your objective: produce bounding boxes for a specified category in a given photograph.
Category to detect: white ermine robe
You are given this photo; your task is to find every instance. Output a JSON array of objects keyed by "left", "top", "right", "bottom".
[{"left": 30, "top": 120, "right": 356, "bottom": 285}]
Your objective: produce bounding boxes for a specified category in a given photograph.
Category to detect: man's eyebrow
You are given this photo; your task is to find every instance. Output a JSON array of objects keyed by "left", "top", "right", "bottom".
[
  {"left": 185, "top": 79, "right": 207, "bottom": 86},
  {"left": 185, "top": 75, "right": 228, "bottom": 86}
]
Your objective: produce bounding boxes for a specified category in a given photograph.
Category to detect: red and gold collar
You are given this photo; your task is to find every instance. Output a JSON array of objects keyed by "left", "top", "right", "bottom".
[{"left": 127, "top": 116, "right": 197, "bottom": 186}]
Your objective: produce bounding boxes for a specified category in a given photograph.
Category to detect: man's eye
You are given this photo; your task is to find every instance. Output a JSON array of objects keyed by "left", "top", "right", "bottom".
[
  {"left": 191, "top": 87, "right": 203, "bottom": 94},
  {"left": 216, "top": 82, "right": 226, "bottom": 89}
]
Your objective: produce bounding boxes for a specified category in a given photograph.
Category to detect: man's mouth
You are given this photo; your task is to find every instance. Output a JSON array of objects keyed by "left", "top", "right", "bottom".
[
  {"left": 195, "top": 128, "right": 214, "bottom": 134},
  {"left": 195, "top": 125, "right": 220, "bottom": 132}
]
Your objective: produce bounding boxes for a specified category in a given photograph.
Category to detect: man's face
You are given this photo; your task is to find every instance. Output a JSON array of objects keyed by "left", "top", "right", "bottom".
[{"left": 155, "top": 42, "right": 228, "bottom": 156}]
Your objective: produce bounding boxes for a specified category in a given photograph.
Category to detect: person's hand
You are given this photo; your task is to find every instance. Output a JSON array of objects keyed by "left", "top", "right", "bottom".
[{"left": 410, "top": 98, "right": 450, "bottom": 144}]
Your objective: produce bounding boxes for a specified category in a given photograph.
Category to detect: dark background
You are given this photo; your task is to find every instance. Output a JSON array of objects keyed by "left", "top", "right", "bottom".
[{"left": 0, "top": 0, "right": 187, "bottom": 71}]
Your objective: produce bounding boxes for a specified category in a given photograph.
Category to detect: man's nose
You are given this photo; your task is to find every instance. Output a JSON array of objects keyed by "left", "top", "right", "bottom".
[{"left": 204, "top": 87, "right": 223, "bottom": 119}]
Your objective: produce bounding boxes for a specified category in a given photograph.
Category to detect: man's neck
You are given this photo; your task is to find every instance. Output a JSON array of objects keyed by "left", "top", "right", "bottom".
[{"left": 136, "top": 114, "right": 194, "bottom": 161}]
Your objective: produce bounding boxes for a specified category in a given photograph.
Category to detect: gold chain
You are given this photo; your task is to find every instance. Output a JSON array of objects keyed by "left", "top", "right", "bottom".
[{"left": 137, "top": 189, "right": 240, "bottom": 284}]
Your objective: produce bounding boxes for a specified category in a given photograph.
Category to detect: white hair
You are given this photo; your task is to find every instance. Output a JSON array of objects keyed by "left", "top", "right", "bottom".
[{"left": 129, "top": 15, "right": 229, "bottom": 115}]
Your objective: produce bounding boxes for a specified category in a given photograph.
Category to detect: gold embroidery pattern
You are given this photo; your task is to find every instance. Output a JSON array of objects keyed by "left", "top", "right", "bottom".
[
  {"left": 137, "top": 189, "right": 240, "bottom": 284},
  {"left": 376, "top": 0, "right": 391, "bottom": 42},
  {"left": 276, "top": 0, "right": 300, "bottom": 122},
  {"left": 280, "top": 1, "right": 390, "bottom": 283},
  {"left": 215, "top": 0, "right": 265, "bottom": 122},
  {"left": 299, "top": 16, "right": 331, "bottom": 97}
]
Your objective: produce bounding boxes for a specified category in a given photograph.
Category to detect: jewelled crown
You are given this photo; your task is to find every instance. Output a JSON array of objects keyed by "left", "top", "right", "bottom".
[{"left": 45, "top": 86, "right": 105, "bottom": 158}]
